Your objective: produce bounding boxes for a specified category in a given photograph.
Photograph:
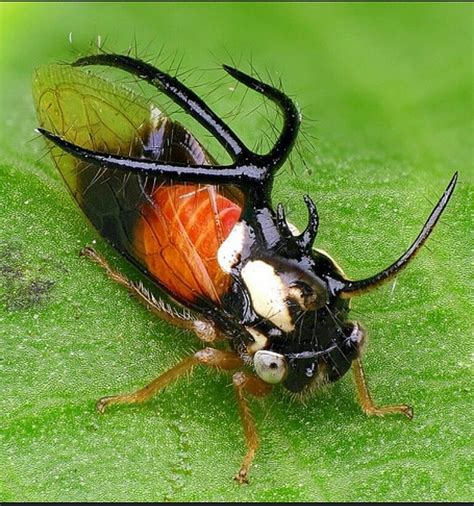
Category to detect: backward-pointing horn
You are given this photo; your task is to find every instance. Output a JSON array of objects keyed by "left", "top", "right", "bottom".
[
  {"left": 336, "top": 172, "right": 458, "bottom": 298},
  {"left": 37, "top": 54, "right": 301, "bottom": 191}
]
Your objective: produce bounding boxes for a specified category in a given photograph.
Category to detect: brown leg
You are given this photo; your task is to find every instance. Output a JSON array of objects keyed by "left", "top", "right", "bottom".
[
  {"left": 352, "top": 358, "right": 413, "bottom": 420},
  {"left": 97, "top": 347, "right": 243, "bottom": 414},
  {"left": 232, "top": 372, "right": 272, "bottom": 484},
  {"left": 80, "top": 246, "right": 219, "bottom": 342}
]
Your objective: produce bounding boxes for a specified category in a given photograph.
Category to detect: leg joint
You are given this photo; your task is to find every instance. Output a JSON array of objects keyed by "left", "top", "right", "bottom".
[{"left": 232, "top": 371, "right": 247, "bottom": 388}]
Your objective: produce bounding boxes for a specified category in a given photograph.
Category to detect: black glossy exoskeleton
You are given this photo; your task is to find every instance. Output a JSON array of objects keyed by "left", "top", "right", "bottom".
[{"left": 34, "top": 54, "right": 457, "bottom": 483}]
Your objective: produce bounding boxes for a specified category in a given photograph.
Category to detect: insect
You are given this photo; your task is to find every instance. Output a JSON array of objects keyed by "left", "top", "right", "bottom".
[{"left": 33, "top": 54, "right": 457, "bottom": 484}]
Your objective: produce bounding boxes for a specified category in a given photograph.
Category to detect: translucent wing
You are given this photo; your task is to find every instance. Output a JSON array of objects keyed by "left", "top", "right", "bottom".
[{"left": 33, "top": 64, "right": 242, "bottom": 311}]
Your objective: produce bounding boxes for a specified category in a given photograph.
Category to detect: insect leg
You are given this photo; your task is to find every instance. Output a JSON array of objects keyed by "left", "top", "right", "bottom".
[
  {"left": 97, "top": 347, "right": 243, "bottom": 414},
  {"left": 73, "top": 54, "right": 249, "bottom": 161},
  {"left": 352, "top": 358, "right": 413, "bottom": 420},
  {"left": 80, "top": 246, "right": 197, "bottom": 331},
  {"left": 232, "top": 372, "right": 272, "bottom": 484}
]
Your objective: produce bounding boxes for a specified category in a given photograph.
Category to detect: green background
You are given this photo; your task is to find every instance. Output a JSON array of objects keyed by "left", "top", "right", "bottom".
[{"left": 1, "top": 2, "right": 472, "bottom": 502}]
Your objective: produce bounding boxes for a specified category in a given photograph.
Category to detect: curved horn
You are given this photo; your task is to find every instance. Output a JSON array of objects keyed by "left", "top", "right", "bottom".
[
  {"left": 39, "top": 55, "right": 300, "bottom": 192},
  {"left": 36, "top": 127, "right": 258, "bottom": 186},
  {"left": 223, "top": 65, "right": 300, "bottom": 170},
  {"left": 337, "top": 172, "right": 458, "bottom": 298},
  {"left": 73, "top": 54, "right": 249, "bottom": 161},
  {"left": 297, "top": 195, "right": 319, "bottom": 250},
  {"left": 275, "top": 195, "right": 319, "bottom": 250}
]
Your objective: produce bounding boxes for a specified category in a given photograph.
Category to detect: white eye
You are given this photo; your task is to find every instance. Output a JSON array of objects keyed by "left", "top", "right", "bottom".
[{"left": 253, "top": 351, "right": 288, "bottom": 384}]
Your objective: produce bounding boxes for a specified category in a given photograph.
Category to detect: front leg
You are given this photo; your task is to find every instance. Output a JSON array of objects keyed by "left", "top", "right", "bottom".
[
  {"left": 97, "top": 349, "right": 271, "bottom": 484},
  {"left": 97, "top": 347, "right": 243, "bottom": 413},
  {"left": 232, "top": 372, "right": 272, "bottom": 484},
  {"left": 352, "top": 358, "right": 413, "bottom": 420}
]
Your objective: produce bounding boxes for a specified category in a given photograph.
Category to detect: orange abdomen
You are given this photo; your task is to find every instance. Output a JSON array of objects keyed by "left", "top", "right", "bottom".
[{"left": 134, "top": 184, "right": 241, "bottom": 304}]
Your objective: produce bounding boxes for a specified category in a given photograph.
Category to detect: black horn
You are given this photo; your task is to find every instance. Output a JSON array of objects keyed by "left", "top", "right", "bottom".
[{"left": 336, "top": 172, "right": 458, "bottom": 298}]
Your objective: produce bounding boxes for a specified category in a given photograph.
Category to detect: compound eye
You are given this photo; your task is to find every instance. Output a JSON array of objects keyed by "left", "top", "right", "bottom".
[{"left": 253, "top": 350, "right": 288, "bottom": 384}]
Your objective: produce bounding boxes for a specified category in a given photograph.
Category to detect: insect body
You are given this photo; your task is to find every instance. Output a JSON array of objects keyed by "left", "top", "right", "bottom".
[{"left": 34, "top": 54, "right": 457, "bottom": 483}]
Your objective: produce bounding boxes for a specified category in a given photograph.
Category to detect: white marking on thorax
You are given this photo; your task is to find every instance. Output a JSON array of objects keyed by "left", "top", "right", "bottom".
[
  {"left": 246, "top": 327, "right": 269, "bottom": 354},
  {"left": 217, "top": 221, "right": 253, "bottom": 273},
  {"left": 241, "top": 260, "right": 295, "bottom": 333}
]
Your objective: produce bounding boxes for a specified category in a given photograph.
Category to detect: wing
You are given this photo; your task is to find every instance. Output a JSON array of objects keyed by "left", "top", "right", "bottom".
[{"left": 33, "top": 64, "right": 243, "bottom": 312}]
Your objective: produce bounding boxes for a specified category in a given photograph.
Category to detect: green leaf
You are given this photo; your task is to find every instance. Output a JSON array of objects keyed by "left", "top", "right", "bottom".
[{"left": 1, "top": 3, "right": 472, "bottom": 502}]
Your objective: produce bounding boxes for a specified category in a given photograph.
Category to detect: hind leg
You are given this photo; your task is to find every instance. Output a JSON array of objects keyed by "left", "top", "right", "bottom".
[{"left": 81, "top": 246, "right": 219, "bottom": 342}]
